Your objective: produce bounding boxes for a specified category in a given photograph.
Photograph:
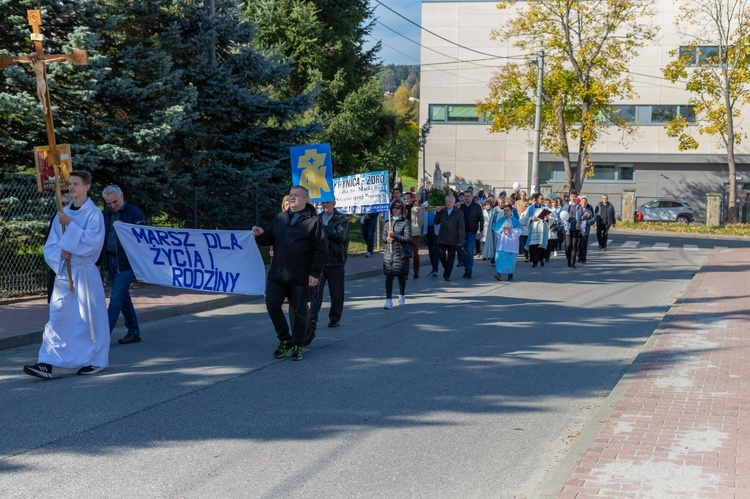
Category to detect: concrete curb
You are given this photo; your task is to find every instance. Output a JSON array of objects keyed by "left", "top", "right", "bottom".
[
  {"left": 610, "top": 227, "right": 750, "bottom": 241},
  {"left": 536, "top": 249, "right": 714, "bottom": 497},
  {"left": 0, "top": 265, "right": 406, "bottom": 352}
]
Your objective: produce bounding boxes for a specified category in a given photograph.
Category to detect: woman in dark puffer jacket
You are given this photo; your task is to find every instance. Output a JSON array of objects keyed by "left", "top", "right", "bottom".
[{"left": 382, "top": 199, "right": 412, "bottom": 309}]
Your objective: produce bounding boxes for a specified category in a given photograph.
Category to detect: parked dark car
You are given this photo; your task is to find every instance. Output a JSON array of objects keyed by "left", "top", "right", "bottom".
[{"left": 637, "top": 199, "right": 694, "bottom": 223}]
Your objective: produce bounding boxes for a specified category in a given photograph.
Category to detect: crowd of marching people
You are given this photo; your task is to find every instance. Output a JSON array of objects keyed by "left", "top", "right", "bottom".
[{"left": 376, "top": 185, "right": 615, "bottom": 286}]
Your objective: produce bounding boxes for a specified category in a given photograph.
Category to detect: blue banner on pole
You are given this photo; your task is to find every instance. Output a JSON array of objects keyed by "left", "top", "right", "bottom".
[{"left": 290, "top": 143, "right": 334, "bottom": 202}]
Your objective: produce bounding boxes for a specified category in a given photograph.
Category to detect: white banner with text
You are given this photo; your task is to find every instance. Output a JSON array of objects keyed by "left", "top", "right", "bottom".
[
  {"left": 114, "top": 222, "right": 266, "bottom": 296},
  {"left": 333, "top": 170, "right": 390, "bottom": 214}
]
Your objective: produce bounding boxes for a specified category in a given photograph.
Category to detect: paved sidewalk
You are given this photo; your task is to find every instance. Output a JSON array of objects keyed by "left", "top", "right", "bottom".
[
  {"left": 0, "top": 249, "right": 430, "bottom": 351},
  {"left": 546, "top": 248, "right": 750, "bottom": 497}
]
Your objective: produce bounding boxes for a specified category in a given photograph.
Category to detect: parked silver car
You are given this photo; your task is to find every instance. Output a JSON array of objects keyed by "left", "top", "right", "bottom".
[{"left": 637, "top": 199, "right": 694, "bottom": 223}]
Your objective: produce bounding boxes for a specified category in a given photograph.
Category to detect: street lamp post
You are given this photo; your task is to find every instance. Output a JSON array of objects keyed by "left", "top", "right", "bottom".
[
  {"left": 419, "top": 120, "right": 432, "bottom": 185},
  {"left": 530, "top": 51, "right": 544, "bottom": 195}
]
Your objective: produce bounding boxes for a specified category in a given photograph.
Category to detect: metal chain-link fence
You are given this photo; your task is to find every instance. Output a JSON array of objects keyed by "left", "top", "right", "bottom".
[{"left": 0, "top": 177, "right": 57, "bottom": 298}]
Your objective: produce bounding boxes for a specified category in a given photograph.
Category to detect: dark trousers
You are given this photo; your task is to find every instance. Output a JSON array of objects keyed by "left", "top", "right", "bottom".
[
  {"left": 265, "top": 280, "right": 309, "bottom": 347},
  {"left": 426, "top": 228, "right": 439, "bottom": 272},
  {"left": 565, "top": 231, "right": 582, "bottom": 267},
  {"left": 411, "top": 236, "right": 421, "bottom": 274},
  {"left": 439, "top": 244, "right": 458, "bottom": 279},
  {"left": 309, "top": 265, "right": 345, "bottom": 326},
  {"left": 529, "top": 244, "right": 544, "bottom": 265},
  {"left": 463, "top": 232, "right": 477, "bottom": 275},
  {"left": 519, "top": 235, "right": 529, "bottom": 259},
  {"left": 545, "top": 239, "right": 558, "bottom": 260},
  {"left": 596, "top": 223, "right": 610, "bottom": 249},
  {"left": 579, "top": 235, "right": 590, "bottom": 262},
  {"left": 385, "top": 274, "right": 406, "bottom": 298},
  {"left": 363, "top": 218, "right": 377, "bottom": 254}
]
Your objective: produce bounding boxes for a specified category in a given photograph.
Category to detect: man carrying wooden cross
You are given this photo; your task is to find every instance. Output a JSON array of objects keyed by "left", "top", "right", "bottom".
[
  {"left": 24, "top": 170, "right": 110, "bottom": 379},
  {"left": 1, "top": 11, "right": 109, "bottom": 379}
]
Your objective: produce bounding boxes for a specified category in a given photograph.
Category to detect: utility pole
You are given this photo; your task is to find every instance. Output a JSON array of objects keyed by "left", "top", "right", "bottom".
[{"left": 531, "top": 51, "right": 544, "bottom": 195}]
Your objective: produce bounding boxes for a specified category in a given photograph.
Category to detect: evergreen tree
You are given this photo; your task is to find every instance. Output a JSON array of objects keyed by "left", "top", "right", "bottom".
[{"left": 243, "top": 0, "right": 424, "bottom": 180}]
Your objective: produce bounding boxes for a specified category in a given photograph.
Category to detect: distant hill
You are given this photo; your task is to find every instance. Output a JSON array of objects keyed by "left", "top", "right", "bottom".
[{"left": 378, "top": 64, "right": 420, "bottom": 98}]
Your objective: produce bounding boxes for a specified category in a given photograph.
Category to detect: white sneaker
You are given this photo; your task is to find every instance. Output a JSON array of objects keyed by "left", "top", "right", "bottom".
[
  {"left": 384, "top": 299, "right": 393, "bottom": 309},
  {"left": 398, "top": 295, "right": 405, "bottom": 306},
  {"left": 553, "top": 250, "right": 558, "bottom": 257}
]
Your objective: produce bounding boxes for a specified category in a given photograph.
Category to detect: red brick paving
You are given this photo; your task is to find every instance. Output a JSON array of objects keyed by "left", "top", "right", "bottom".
[{"left": 557, "top": 248, "right": 750, "bottom": 498}]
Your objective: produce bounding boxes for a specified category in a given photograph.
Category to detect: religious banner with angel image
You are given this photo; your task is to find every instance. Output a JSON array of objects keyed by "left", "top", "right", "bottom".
[
  {"left": 34, "top": 144, "right": 71, "bottom": 192},
  {"left": 290, "top": 143, "right": 335, "bottom": 203}
]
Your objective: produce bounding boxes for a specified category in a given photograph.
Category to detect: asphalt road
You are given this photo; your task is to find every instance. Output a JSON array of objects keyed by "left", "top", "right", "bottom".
[{"left": 0, "top": 234, "right": 717, "bottom": 498}]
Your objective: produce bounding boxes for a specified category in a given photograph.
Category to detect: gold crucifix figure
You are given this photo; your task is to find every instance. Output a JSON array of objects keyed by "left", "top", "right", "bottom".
[{"left": 0, "top": 10, "right": 88, "bottom": 291}]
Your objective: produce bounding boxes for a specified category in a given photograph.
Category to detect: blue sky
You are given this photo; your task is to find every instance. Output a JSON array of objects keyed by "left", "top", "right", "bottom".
[{"left": 367, "top": 0, "right": 422, "bottom": 65}]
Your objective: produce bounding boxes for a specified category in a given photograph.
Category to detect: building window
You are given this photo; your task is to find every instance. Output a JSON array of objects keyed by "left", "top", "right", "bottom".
[
  {"left": 650, "top": 105, "right": 677, "bottom": 124},
  {"left": 540, "top": 162, "right": 635, "bottom": 183},
  {"left": 610, "top": 105, "right": 636, "bottom": 123},
  {"left": 679, "top": 45, "right": 721, "bottom": 66},
  {"left": 428, "top": 104, "right": 488, "bottom": 124},
  {"left": 606, "top": 105, "right": 696, "bottom": 126}
]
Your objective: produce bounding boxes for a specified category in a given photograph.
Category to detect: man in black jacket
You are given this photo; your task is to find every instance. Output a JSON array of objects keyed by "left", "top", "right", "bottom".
[
  {"left": 309, "top": 199, "right": 350, "bottom": 337},
  {"left": 102, "top": 185, "right": 146, "bottom": 344},
  {"left": 595, "top": 194, "right": 616, "bottom": 250},
  {"left": 252, "top": 186, "right": 327, "bottom": 361},
  {"left": 459, "top": 188, "right": 484, "bottom": 279},
  {"left": 435, "top": 195, "right": 466, "bottom": 282}
]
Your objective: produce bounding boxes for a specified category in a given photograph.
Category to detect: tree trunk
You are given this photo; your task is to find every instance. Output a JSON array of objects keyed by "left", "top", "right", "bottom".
[{"left": 573, "top": 102, "right": 591, "bottom": 192}]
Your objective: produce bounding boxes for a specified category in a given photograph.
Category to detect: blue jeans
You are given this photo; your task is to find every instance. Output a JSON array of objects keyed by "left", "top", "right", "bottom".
[
  {"left": 463, "top": 232, "right": 477, "bottom": 275},
  {"left": 107, "top": 254, "right": 140, "bottom": 335}
]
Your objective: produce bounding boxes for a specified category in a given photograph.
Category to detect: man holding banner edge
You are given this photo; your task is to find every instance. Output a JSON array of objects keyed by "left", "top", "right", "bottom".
[{"left": 252, "top": 186, "right": 327, "bottom": 361}]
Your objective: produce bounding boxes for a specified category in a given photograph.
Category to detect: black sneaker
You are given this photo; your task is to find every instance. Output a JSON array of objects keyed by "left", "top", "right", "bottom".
[
  {"left": 77, "top": 365, "right": 104, "bottom": 375},
  {"left": 23, "top": 363, "right": 54, "bottom": 380},
  {"left": 291, "top": 346, "right": 303, "bottom": 361},
  {"left": 327, "top": 320, "right": 340, "bottom": 328},
  {"left": 273, "top": 340, "right": 290, "bottom": 358},
  {"left": 119, "top": 333, "right": 141, "bottom": 344}
]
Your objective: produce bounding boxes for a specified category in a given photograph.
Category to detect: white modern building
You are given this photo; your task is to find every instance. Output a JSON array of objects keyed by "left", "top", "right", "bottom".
[{"left": 419, "top": 0, "right": 750, "bottom": 220}]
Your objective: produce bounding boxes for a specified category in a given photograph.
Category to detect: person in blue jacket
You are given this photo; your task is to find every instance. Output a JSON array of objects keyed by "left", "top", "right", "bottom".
[{"left": 102, "top": 185, "right": 146, "bottom": 344}]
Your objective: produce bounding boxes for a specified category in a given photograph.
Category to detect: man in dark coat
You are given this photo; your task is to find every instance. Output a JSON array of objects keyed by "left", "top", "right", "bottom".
[
  {"left": 253, "top": 186, "right": 327, "bottom": 361},
  {"left": 595, "top": 194, "right": 616, "bottom": 250},
  {"left": 434, "top": 195, "right": 466, "bottom": 282},
  {"left": 102, "top": 185, "right": 146, "bottom": 344},
  {"left": 309, "top": 199, "right": 350, "bottom": 336},
  {"left": 459, "top": 188, "right": 484, "bottom": 279}
]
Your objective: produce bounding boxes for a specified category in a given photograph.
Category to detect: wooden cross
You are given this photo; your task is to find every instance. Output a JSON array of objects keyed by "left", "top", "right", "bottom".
[
  {"left": 0, "top": 10, "right": 88, "bottom": 291},
  {"left": 0, "top": 10, "right": 87, "bottom": 168}
]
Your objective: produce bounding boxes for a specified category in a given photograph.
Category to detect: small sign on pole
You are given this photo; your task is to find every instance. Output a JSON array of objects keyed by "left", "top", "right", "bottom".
[{"left": 34, "top": 144, "right": 71, "bottom": 192}]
